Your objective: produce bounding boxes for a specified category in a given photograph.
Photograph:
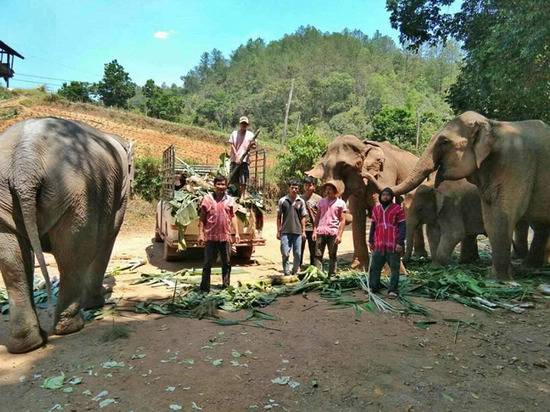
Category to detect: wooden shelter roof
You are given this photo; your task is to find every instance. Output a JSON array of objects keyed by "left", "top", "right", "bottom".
[{"left": 0, "top": 41, "right": 24, "bottom": 59}]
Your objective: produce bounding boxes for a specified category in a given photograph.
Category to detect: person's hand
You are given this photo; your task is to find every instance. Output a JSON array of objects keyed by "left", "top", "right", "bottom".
[
  {"left": 234, "top": 234, "right": 241, "bottom": 244},
  {"left": 197, "top": 233, "right": 205, "bottom": 246},
  {"left": 312, "top": 232, "right": 317, "bottom": 241},
  {"left": 302, "top": 231, "right": 306, "bottom": 239},
  {"left": 368, "top": 244, "right": 374, "bottom": 251},
  {"left": 276, "top": 230, "right": 281, "bottom": 240},
  {"left": 335, "top": 235, "right": 342, "bottom": 245},
  {"left": 395, "top": 244, "right": 404, "bottom": 254}
]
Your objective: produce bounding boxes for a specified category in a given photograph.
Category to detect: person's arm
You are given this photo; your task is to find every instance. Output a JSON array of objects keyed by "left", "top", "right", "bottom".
[
  {"left": 335, "top": 203, "right": 346, "bottom": 244},
  {"left": 300, "top": 203, "right": 307, "bottom": 238},
  {"left": 368, "top": 220, "right": 376, "bottom": 250},
  {"left": 276, "top": 199, "right": 282, "bottom": 240}
]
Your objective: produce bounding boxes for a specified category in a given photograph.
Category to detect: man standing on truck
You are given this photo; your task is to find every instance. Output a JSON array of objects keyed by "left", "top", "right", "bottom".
[
  {"left": 227, "top": 116, "right": 256, "bottom": 197},
  {"left": 197, "top": 175, "right": 240, "bottom": 292},
  {"left": 277, "top": 179, "right": 307, "bottom": 276}
]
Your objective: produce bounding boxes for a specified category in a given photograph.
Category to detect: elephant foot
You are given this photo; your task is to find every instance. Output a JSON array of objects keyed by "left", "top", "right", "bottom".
[
  {"left": 82, "top": 293, "right": 105, "bottom": 310},
  {"left": 350, "top": 257, "right": 366, "bottom": 270},
  {"left": 489, "top": 266, "right": 514, "bottom": 281},
  {"left": 7, "top": 328, "right": 47, "bottom": 354},
  {"left": 54, "top": 313, "right": 85, "bottom": 335}
]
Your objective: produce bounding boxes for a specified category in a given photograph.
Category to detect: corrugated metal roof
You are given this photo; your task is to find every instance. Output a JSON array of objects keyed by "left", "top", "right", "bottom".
[{"left": 0, "top": 41, "right": 24, "bottom": 59}]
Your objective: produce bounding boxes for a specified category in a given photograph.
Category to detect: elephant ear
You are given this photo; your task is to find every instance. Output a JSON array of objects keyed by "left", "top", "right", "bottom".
[
  {"left": 471, "top": 119, "right": 496, "bottom": 169},
  {"left": 362, "top": 145, "right": 385, "bottom": 177}
]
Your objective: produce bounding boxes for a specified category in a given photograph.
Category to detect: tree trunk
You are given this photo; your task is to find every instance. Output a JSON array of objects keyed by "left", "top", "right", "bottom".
[{"left": 282, "top": 78, "right": 295, "bottom": 144}]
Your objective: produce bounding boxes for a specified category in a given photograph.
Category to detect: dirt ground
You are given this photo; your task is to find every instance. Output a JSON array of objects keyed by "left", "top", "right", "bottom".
[{"left": 1, "top": 206, "right": 549, "bottom": 411}]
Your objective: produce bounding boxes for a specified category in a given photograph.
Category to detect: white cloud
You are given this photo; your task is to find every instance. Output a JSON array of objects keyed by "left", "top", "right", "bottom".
[{"left": 153, "top": 31, "right": 171, "bottom": 40}]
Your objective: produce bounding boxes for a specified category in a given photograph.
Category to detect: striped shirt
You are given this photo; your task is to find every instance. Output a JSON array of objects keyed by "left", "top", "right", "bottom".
[{"left": 370, "top": 203, "right": 406, "bottom": 253}]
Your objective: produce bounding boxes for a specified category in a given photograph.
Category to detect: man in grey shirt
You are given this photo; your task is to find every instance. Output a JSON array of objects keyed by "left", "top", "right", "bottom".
[{"left": 277, "top": 179, "right": 307, "bottom": 275}]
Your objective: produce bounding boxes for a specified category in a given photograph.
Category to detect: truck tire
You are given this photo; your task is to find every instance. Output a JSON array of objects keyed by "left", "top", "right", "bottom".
[
  {"left": 236, "top": 245, "right": 254, "bottom": 260},
  {"left": 163, "top": 241, "right": 181, "bottom": 261}
]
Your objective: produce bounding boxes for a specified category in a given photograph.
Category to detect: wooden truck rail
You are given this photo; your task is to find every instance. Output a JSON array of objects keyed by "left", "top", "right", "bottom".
[{"left": 155, "top": 145, "right": 266, "bottom": 261}]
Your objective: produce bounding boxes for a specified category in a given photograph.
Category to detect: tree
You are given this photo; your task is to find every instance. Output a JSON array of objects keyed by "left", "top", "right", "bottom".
[
  {"left": 96, "top": 60, "right": 136, "bottom": 108},
  {"left": 387, "top": 0, "right": 550, "bottom": 122},
  {"left": 370, "top": 106, "right": 417, "bottom": 150},
  {"left": 57, "top": 81, "right": 93, "bottom": 102},
  {"left": 275, "top": 126, "right": 327, "bottom": 190}
]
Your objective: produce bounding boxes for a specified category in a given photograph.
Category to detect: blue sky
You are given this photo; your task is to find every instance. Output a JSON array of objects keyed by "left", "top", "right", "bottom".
[{"left": 2, "top": 0, "right": 456, "bottom": 90}]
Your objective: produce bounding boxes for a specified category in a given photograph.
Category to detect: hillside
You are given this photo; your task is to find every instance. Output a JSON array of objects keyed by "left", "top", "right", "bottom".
[{"left": 0, "top": 90, "right": 231, "bottom": 163}]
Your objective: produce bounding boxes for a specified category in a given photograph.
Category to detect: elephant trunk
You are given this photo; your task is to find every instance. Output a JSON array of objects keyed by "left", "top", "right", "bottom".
[{"left": 392, "top": 147, "right": 437, "bottom": 195}]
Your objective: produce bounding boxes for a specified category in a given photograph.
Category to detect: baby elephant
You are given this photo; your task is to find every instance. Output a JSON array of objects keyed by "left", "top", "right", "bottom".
[
  {"left": 405, "top": 180, "right": 485, "bottom": 265},
  {"left": 0, "top": 117, "right": 132, "bottom": 353}
]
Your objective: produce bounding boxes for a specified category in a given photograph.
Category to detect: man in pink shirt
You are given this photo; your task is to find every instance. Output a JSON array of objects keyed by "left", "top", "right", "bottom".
[
  {"left": 313, "top": 180, "right": 347, "bottom": 276},
  {"left": 227, "top": 116, "right": 256, "bottom": 197},
  {"left": 198, "top": 175, "right": 240, "bottom": 292}
]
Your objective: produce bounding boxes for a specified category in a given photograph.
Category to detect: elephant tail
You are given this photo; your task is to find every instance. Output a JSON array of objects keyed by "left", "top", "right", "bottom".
[{"left": 17, "top": 192, "right": 53, "bottom": 310}]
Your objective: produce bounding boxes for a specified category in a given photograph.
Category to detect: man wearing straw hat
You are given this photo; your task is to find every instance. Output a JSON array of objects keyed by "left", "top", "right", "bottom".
[{"left": 312, "top": 180, "right": 347, "bottom": 276}]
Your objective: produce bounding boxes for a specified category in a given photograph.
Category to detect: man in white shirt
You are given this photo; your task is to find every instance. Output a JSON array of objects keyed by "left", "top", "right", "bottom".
[{"left": 227, "top": 116, "right": 256, "bottom": 197}]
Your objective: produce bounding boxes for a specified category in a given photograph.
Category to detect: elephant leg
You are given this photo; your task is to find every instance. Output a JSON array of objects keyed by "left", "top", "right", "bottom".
[
  {"left": 525, "top": 225, "right": 549, "bottom": 267},
  {"left": 459, "top": 235, "right": 479, "bottom": 263},
  {"left": 0, "top": 232, "right": 45, "bottom": 353},
  {"left": 51, "top": 221, "right": 99, "bottom": 335},
  {"left": 82, "top": 236, "right": 117, "bottom": 310},
  {"left": 426, "top": 224, "right": 441, "bottom": 260},
  {"left": 483, "top": 206, "right": 515, "bottom": 280},
  {"left": 349, "top": 195, "right": 368, "bottom": 270},
  {"left": 412, "top": 226, "right": 428, "bottom": 257},
  {"left": 512, "top": 219, "right": 529, "bottom": 259}
]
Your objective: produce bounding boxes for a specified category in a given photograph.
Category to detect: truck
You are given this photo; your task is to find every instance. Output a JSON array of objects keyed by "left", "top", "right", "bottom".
[{"left": 155, "top": 145, "right": 266, "bottom": 261}]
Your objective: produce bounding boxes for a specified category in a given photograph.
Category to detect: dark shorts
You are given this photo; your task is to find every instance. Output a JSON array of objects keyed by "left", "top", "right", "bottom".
[{"left": 230, "top": 162, "right": 249, "bottom": 185}]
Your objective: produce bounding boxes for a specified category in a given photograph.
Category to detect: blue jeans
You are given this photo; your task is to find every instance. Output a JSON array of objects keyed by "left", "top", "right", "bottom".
[
  {"left": 280, "top": 233, "right": 302, "bottom": 275},
  {"left": 368, "top": 250, "right": 401, "bottom": 293}
]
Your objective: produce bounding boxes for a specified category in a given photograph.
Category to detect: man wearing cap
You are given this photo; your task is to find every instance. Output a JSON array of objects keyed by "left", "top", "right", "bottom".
[
  {"left": 227, "top": 116, "right": 256, "bottom": 197},
  {"left": 312, "top": 180, "right": 347, "bottom": 276},
  {"left": 368, "top": 187, "right": 406, "bottom": 298}
]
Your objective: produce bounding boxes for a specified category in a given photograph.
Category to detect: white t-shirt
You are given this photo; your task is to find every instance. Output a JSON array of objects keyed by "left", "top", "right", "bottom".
[{"left": 228, "top": 130, "right": 255, "bottom": 163}]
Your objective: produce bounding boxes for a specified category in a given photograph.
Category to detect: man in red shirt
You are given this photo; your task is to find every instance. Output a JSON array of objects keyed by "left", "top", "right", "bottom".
[
  {"left": 198, "top": 175, "right": 240, "bottom": 292},
  {"left": 368, "top": 187, "right": 406, "bottom": 298}
]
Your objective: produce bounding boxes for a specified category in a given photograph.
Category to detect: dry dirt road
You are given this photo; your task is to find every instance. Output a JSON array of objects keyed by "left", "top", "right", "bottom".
[{"left": 1, "top": 212, "right": 549, "bottom": 412}]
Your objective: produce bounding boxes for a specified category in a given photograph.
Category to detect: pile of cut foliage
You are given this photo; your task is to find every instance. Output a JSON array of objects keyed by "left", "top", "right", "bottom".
[{"left": 132, "top": 263, "right": 541, "bottom": 320}]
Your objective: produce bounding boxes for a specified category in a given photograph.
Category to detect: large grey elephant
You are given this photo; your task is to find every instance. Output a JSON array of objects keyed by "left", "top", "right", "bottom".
[
  {"left": 376, "top": 111, "right": 550, "bottom": 279},
  {"left": 403, "top": 180, "right": 485, "bottom": 265},
  {"left": 0, "top": 117, "right": 132, "bottom": 353},
  {"left": 307, "top": 135, "right": 427, "bottom": 269}
]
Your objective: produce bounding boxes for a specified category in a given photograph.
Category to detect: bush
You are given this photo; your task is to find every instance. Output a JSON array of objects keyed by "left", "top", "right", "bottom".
[
  {"left": 133, "top": 156, "right": 162, "bottom": 202},
  {"left": 274, "top": 126, "right": 327, "bottom": 194}
]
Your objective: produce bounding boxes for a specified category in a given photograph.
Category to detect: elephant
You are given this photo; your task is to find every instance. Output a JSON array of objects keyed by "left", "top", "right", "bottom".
[
  {"left": 307, "top": 135, "right": 427, "bottom": 269},
  {"left": 0, "top": 117, "right": 132, "bottom": 353},
  {"left": 403, "top": 179, "right": 485, "bottom": 265},
  {"left": 376, "top": 111, "right": 550, "bottom": 279}
]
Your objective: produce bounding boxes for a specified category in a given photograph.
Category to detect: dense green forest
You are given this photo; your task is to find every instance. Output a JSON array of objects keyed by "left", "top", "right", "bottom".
[{"left": 59, "top": 27, "right": 461, "bottom": 152}]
